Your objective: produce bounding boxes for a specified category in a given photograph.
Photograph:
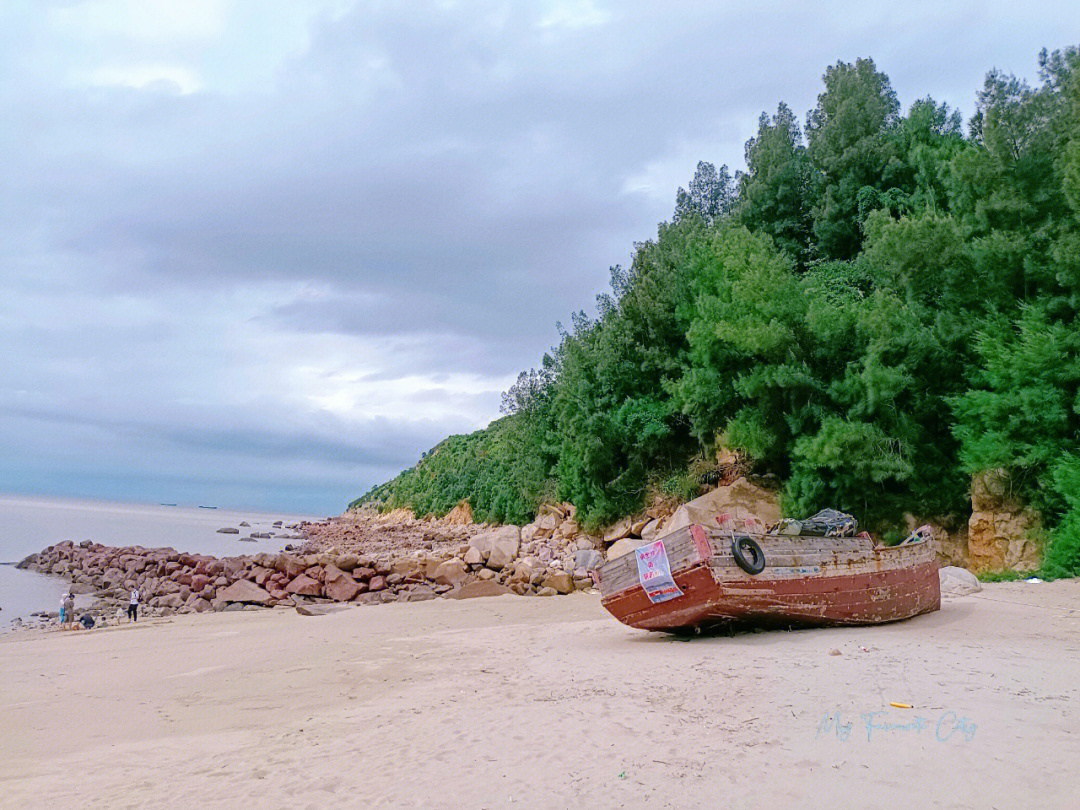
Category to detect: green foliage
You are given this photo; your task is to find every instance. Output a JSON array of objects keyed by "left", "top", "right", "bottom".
[
  {"left": 357, "top": 46, "right": 1080, "bottom": 568},
  {"left": 352, "top": 414, "right": 550, "bottom": 525}
]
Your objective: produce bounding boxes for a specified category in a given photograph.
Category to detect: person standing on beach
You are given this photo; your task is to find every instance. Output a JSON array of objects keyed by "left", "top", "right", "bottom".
[
  {"left": 59, "top": 593, "right": 67, "bottom": 625},
  {"left": 63, "top": 593, "right": 75, "bottom": 629},
  {"left": 128, "top": 588, "right": 140, "bottom": 622}
]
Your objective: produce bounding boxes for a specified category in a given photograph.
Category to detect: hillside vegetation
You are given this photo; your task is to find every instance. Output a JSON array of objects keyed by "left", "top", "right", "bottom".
[{"left": 357, "top": 48, "right": 1080, "bottom": 577}]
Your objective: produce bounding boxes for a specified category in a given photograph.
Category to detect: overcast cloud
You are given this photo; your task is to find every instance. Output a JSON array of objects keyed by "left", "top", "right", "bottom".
[{"left": 2, "top": 0, "right": 1077, "bottom": 513}]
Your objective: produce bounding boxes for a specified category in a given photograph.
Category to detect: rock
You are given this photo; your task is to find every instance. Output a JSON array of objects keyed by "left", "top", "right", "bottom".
[
  {"left": 939, "top": 566, "right": 982, "bottom": 597},
  {"left": 448, "top": 580, "right": 512, "bottom": 599},
  {"left": 968, "top": 507, "right": 1042, "bottom": 573},
  {"left": 639, "top": 520, "right": 659, "bottom": 542},
  {"left": 536, "top": 586, "right": 558, "bottom": 597},
  {"left": 606, "top": 537, "right": 639, "bottom": 561},
  {"left": 541, "top": 571, "right": 574, "bottom": 594},
  {"left": 603, "top": 517, "right": 632, "bottom": 544},
  {"left": 285, "top": 574, "right": 322, "bottom": 597},
  {"left": 829, "top": 649, "right": 842, "bottom": 656},
  {"left": 406, "top": 585, "right": 437, "bottom": 602},
  {"left": 574, "top": 549, "right": 604, "bottom": 571},
  {"left": 534, "top": 512, "right": 559, "bottom": 538},
  {"left": 463, "top": 546, "right": 483, "bottom": 565},
  {"left": 971, "top": 468, "right": 1020, "bottom": 512},
  {"left": 555, "top": 518, "right": 580, "bottom": 539},
  {"left": 368, "top": 575, "right": 387, "bottom": 592},
  {"left": 154, "top": 594, "right": 184, "bottom": 610},
  {"left": 510, "top": 558, "right": 535, "bottom": 583},
  {"left": 905, "top": 515, "right": 969, "bottom": 568},
  {"left": 296, "top": 604, "right": 351, "bottom": 617},
  {"left": 336, "top": 553, "right": 359, "bottom": 571},
  {"left": 443, "top": 501, "right": 474, "bottom": 524},
  {"left": 216, "top": 527, "right": 239, "bottom": 534},
  {"left": 217, "top": 579, "right": 273, "bottom": 605},
  {"left": 324, "top": 575, "right": 361, "bottom": 602},
  {"left": 249, "top": 532, "right": 272, "bottom": 539},
  {"left": 477, "top": 568, "right": 496, "bottom": 581},
  {"left": 485, "top": 526, "right": 521, "bottom": 570},
  {"left": 239, "top": 521, "right": 250, "bottom": 527},
  {"left": 432, "top": 558, "right": 468, "bottom": 587},
  {"left": 663, "top": 476, "right": 781, "bottom": 537}
]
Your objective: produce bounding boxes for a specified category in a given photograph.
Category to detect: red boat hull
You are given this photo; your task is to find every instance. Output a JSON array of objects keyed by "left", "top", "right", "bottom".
[{"left": 598, "top": 525, "right": 941, "bottom": 631}]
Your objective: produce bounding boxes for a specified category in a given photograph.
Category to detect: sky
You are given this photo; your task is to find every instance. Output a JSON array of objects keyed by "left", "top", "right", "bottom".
[{"left": 2, "top": 1, "right": 1078, "bottom": 515}]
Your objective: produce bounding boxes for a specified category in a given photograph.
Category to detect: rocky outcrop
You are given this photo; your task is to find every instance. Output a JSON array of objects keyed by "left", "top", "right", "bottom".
[{"left": 967, "top": 470, "right": 1043, "bottom": 573}]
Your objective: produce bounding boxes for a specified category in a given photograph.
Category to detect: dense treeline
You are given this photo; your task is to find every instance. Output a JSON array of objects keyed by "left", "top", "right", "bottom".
[{"left": 358, "top": 48, "right": 1080, "bottom": 576}]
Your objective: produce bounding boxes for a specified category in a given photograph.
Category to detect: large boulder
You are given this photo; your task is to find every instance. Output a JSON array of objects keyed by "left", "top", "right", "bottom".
[
  {"left": 216, "top": 579, "right": 273, "bottom": 605},
  {"left": 432, "top": 558, "right": 468, "bottom": 587},
  {"left": 662, "top": 477, "right": 781, "bottom": 537},
  {"left": 939, "top": 566, "right": 982, "bottom": 597},
  {"left": 285, "top": 574, "right": 322, "bottom": 597},
  {"left": 485, "top": 526, "right": 521, "bottom": 570},
  {"left": 606, "top": 537, "right": 639, "bottom": 561},
  {"left": 574, "top": 549, "right": 604, "bottom": 571},
  {"left": 324, "top": 574, "right": 361, "bottom": 602},
  {"left": 541, "top": 571, "right": 574, "bottom": 594},
  {"left": 603, "top": 517, "right": 632, "bottom": 544},
  {"left": 449, "top": 580, "right": 512, "bottom": 600}
]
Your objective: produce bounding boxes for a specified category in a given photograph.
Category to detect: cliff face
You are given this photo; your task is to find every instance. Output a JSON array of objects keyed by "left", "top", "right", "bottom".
[{"left": 967, "top": 470, "right": 1043, "bottom": 573}]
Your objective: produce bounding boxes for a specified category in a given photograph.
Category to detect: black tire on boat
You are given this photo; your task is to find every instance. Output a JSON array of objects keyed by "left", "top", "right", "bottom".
[{"left": 731, "top": 536, "right": 766, "bottom": 575}]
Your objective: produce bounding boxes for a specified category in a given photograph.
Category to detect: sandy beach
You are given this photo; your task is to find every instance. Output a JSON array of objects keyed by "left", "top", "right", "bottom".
[{"left": 2, "top": 582, "right": 1078, "bottom": 810}]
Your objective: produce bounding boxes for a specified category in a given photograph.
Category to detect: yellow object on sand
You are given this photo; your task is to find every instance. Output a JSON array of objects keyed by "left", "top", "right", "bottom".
[{"left": 890, "top": 702, "right": 913, "bottom": 709}]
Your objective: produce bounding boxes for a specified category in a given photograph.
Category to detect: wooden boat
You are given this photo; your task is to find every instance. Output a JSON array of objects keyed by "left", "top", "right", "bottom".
[{"left": 597, "top": 521, "right": 940, "bottom": 632}]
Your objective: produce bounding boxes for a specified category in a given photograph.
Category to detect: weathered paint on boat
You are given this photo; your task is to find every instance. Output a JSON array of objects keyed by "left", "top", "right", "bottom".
[{"left": 597, "top": 523, "right": 940, "bottom": 631}]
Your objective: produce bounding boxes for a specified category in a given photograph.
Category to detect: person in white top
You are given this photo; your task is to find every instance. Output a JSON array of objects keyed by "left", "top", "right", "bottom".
[{"left": 127, "top": 588, "right": 140, "bottom": 622}]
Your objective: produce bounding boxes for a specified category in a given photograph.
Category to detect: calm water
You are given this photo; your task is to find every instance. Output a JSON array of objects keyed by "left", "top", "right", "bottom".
[{"left": 0, "top": 494, "right": 320, "bottom": 624}]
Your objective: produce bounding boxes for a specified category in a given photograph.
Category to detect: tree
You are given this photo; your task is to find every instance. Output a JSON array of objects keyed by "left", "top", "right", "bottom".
[
  {"left": 806, "top": 58, "right": 900, "bottom": 259},
  {"left": 674, "top": 161, "right": 736, "bottom": 224},
  {"left": 738, "top": 102, "right": 814, "bottom": 268}
]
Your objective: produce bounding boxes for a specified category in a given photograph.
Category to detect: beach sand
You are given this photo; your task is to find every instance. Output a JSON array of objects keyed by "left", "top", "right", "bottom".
[{"left": 2, "top": 582, "right": 1078, "bottom": 809}]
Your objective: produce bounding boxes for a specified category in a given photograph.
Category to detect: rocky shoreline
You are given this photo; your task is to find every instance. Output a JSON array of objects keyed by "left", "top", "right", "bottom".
[
  {"left": 12, "top": 470, "right": 1021, "bottom": 632},
  {"left": 13, "top": 503, "right": 611, "bottom": 630}
]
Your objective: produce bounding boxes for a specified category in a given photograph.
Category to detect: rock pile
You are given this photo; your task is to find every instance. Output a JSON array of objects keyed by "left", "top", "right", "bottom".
[{"left": 19, "top": 521, "right": 607, "bottom": 623}]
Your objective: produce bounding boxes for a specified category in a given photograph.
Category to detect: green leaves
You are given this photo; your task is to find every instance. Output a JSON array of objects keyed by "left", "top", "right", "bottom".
[{"left": 357, "top": 46, "right": 1080, "bottom": 553}]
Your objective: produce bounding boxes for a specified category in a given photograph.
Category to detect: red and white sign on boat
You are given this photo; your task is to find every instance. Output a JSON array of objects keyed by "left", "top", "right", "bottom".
[{"left": 634, "top": 540, "right": 684, "bottom": 604}]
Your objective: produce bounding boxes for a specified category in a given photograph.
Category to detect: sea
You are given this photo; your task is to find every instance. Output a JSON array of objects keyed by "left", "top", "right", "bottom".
[{"left": 0, "top": 494, "right": 321, "bottom": 626}]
